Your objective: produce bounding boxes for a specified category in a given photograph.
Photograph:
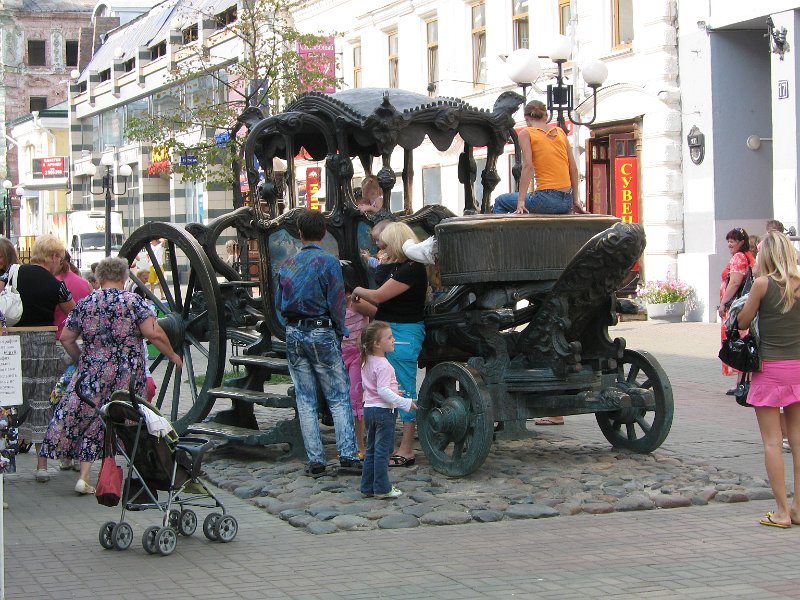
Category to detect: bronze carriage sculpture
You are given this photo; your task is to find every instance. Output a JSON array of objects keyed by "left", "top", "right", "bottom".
[{"left": 118, "top": 88, "right": 673, "bottom": 477}]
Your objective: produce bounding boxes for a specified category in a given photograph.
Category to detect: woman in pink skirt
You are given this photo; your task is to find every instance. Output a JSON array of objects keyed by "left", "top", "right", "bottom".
[{"left": 738, "top": 231, "right": 800, "bottom": 528}]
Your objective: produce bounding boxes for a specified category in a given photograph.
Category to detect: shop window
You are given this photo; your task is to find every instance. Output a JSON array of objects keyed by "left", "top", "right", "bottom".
[
  {"left": 353, "top": 43, "right": 362, "bottom": 88},
  {"left": 28, "top": 40, "right": 46, "bottom": 66},
  {"left": 422, "top": 166, "right": 441, "bottom": 205},
  {"left": 512, "top": 0, "right": 529, "bottom": 50}
]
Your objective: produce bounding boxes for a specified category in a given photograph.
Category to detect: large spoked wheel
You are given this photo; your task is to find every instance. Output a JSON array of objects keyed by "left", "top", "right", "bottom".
[
  {"left": 120, "top": 223, "right": 226, "bottom": 433},
  {"left": 596, "top": 349, "right": 674, "bottom": 453},
  {"left": 417, "top": 362, "right": 494, "bottom": 477}
]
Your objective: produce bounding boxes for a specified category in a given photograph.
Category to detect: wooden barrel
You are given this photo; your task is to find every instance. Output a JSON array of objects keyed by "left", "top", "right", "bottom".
[{"left": 436, "top": 214, "right": 620, "bottom": 285}]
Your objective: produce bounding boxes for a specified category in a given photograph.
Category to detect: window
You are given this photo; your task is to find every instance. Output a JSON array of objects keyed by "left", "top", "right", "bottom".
[
  {"left": 512, "top": 0, "right": 529, "bottom": 49},
  {"left": 124, "top": 97, "right": 150, "bottom": 144},
  {"left": 353, "top": 44, "right": 362, "bottom": 88},
  {"left": 471, "top": 3, "right": 487, "bottom": 85},
  {"left": 29, "top": 96, "right": 47, "bottom": 112},
  {"left": 388, "top": 31, "right": 399, "bottom": 88},
  {"left": 422, "top": 166, "right": 441, "bottom": 205},
  {"left": 613, "top": 0, "right": 634, "bottom": 48},
  {"left": 65, "top": 40, "right": 79, "bottom": 67},
  {"left": 123, "top": 58, "right": 135, "bottom": 73},
  {"left": 150, "top": 41, "right": 167, "bottom": 60},
  {"left": 216, "top": 6, "right": 237, "bottom": 28},
  {"left": 426, "top": 19, "right": 438, "bottom": 96},
  {"left": 27, "top": 40, "right": 46, "bottom": 66},
  {"left": 558, "top": 0, "right": 571, "bottom": 36},
  {"left": 99, "top": 68, "right": 111, "bottom": 82},
  {"left": 182, "top": 24, "right": 198, "bottom": 44}
]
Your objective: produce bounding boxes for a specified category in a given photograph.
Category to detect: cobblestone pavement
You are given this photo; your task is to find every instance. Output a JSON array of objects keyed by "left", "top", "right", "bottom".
[{"left": 6, "top": 320, "right": 800, "bottom": 599}]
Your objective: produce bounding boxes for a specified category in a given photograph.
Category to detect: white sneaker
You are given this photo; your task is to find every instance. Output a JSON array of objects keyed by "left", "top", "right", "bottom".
[
  {"left": 74, "top": 479, "right": 95, "bottom": 495},
  {"left": 59, "top": 459, "right": 74, "bottom": 471},
  {"left": 34, "top": 468, "right": 50, "bottom": 483},
  {"left": 402, "top": 237, "right": 437, "bottom": 265},
  {"left": 375, "top": 486, "right": 403, "bottom": 499}
]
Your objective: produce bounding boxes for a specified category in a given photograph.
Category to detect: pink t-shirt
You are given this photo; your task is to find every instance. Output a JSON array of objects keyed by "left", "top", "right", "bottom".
[
  {"left": 361, "top": 355, "right": 412, "bottom": 411},
  {"left": 342, "top": 307, "right": 368, "bottom": 350},
  {"left": 54, "top": 270, "right": 93, "bottom": 337}
]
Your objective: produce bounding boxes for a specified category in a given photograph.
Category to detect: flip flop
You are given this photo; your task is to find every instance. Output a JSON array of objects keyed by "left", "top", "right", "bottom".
[
  {"left": 534, "top": 418, "right": 565, "bottom": 426},
  {"left": 389, "top": 455, "right": 415, "bottom": 467},
  {"left": 759, "top": 512, "right": 791, "bottom": 529}
]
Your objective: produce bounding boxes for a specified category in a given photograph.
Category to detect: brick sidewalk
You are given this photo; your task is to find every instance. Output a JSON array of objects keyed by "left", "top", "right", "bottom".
[{"left": 5, "top": 320, "right": 799, "bottom": 600}]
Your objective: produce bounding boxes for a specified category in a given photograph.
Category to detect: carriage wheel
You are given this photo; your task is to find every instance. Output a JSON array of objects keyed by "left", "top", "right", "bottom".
[
  {"left": 596, "top": 349, "right": 674, "bottom": 453},
  {"left": 98, "top": 521, "right": 116, "bottom": 550},
  {"left": 417, "top": 362, "right": 494, "bottom": 477},
  {"left": 142, "top": 525, "right": 159, "bottom": 554},
  {"left": 120, "top": 223, "right": 226, "bottom": 434},
  {"left": 111, "top": 522, "right": 133, "bottom": 551}
]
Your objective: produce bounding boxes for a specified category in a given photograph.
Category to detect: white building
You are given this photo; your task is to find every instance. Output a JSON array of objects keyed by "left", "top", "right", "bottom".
[{"left": 293, "top": 0, "right": 684, "bottom": 304}]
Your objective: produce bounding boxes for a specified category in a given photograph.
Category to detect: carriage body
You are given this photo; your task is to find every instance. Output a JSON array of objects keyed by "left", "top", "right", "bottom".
[{"left": 120, "top": 88, "right": 673, "bottom": 477}]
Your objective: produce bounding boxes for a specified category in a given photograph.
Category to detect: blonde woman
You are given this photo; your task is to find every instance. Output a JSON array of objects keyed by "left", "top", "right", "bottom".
[
  {"left": 0, "top": 235, "right": 75, "bottom": 482},
  {"left": 353, "top": 222, "right": 427, "bottom": 466},
  {"left": 737, "top": 231, "right": 800, "bottom": 528}
]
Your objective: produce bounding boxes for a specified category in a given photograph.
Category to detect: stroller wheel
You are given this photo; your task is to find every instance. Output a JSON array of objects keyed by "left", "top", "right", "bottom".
[
  {"left": 167, "top": 509, "right": 181, "bottom": 530},
  {"left": 155, "top": 527, "right": 178, "bottom": 556},
  {"left": 112, "top": 522, "right": 133, "bottom": 551},
  {"left": 213, "top": 515, "right": 238, "bottom": 543},
  {"left": 203, "top": 512, "right": 221, "bottom": 541},
  {"left": 98, "top": 521, "right": 116, "bottom": 550},
  {"left": 178, "top": 510, "right": 198, "bottom": 536},
  {"left": 142, "top": 526, "right": 160, "bottom": 554}
]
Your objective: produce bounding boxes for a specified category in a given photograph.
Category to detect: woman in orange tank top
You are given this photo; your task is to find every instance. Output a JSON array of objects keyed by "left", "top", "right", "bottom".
[{"left": 492, "top": 100, "right": 586, "bottom": 215}]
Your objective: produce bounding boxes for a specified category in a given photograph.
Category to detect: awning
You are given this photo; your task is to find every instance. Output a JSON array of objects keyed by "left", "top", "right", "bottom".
[{"left": 19, "top": 178, "right": 69, "bottom": 191}]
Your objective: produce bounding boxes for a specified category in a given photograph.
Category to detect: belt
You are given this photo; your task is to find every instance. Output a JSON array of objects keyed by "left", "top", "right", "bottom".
[{"left": 286, "top": 317, "right": 334, "bottom": 328}]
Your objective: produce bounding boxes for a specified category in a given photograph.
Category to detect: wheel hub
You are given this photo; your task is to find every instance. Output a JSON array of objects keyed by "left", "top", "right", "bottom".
[
  {"left": 428, "top": 397, "right": 469, "bottom": 441},
  {"left": 158, "top": 312, "right": 186, "bottom": 351}
]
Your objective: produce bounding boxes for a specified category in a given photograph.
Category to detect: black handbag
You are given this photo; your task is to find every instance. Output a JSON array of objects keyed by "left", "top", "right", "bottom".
[
  {"left": 724, "top": 257, "right": 754, "bottom": 310},
  {"left": 733, "top": 372, "right": 752, "bottom": 407},
  {"left": 718, "top": 323, "right": 760, "bottom": 372}
]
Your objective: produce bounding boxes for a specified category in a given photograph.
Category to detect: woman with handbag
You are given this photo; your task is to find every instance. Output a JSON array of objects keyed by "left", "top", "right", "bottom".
[
  {"left": 39, "top": 257, "right": 182, "bottom": 494},
  {"left": 718, "top": 228, "right": 755, "bottom": 387},
  {"left": 737, "top": 231, "right": 800, "bottom": 528}
]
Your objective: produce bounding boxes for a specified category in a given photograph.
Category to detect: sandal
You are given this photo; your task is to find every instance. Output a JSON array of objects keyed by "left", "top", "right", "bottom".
[
  {"left": 388, "top": 455, "right": 415, "bottom": 467},
  {"left": 534, "top": 417, "right": 565, "bottom": 426}
]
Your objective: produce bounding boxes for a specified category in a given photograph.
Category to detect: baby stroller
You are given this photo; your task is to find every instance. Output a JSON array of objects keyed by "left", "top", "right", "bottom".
[{"left": 79, "top": 377, "right": 238, "bottom": 555}]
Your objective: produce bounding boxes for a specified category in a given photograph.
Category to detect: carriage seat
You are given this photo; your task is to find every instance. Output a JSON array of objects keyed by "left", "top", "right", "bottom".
[{"left": 175, "top": 437, "right": 214, "bottom": 479}]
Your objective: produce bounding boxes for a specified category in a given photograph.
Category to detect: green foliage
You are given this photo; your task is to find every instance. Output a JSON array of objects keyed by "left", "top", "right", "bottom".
[{"left": 125, "top": 0, "right": 341, "bottom": 189}]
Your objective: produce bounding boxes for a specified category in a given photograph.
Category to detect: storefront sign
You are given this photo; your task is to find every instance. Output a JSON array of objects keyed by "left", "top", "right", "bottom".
[
  {"left": 32, "top": 156, "right": 68, "bottom": 178},
  {"left": 296, "top": 38, "right": 336, "bottom": 93},
  {"left": 179, "top": 155, "right": 197, "bottom": 166},
  {"left": 306, "top": 167, "right": 321, "bottom": 211},
  {"left": 614, "top": 157, "right": 638, "bottom": 224}
]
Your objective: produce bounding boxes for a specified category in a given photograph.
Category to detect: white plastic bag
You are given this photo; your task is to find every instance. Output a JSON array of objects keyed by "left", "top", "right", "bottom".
[{"left": 0, "top": 264, "right": 23, "bottom": 326}]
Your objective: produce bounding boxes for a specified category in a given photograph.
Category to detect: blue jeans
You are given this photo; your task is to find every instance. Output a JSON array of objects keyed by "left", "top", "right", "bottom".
[
  {"left": 385, "top": 321, "right": 425, "bottom": 423},
  {"left": 360, "top": 407, "right": 396, "bottom": 495},
  {"left": 492, "top": 189, "right": 573, "bottom": 214},
  {"left": 285, "top": 325, "right": 358, "bottom": 465}
]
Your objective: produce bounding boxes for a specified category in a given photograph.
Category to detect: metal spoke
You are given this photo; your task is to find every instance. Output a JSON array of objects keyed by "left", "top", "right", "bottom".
[
  {"left": 183, "top": 345, "right": 198, "bottom": 407},
  {"left": 635, "top": 415, "right": 651, "bottom": 433},
  {"left": 436, "top": 435, "right": 450, "bottom": 452},
  {"left": 626, "top": 365, "right": 641, "bottom": 385},
  {"left": 147, "top": 244, "right": 175, "bottom": 309},
  {"left": 181, "top": 269, "right": 197, "bottom": 320},
  {"left": 452, "top": 439, "right": 464, "bottom": 460},
  {"left": 640, "top": 378, "right": 652, "bottom": 389},
  {"left": 167, "top": 240, "right": 183, "bottom": 312},
  {"left": 149, "top": 352, "right": 165, "bottom": 373},
  {"left": 170, "top": 362, "right": 182, "bottom": 422},
  {"left": 185, "top": 333, "right": 210, "bottom": 359},
  {"left": 155, "top": 362, "right": 175, "bottom": 411},
  {"left": 625, "top": 422, "right": 636, "bottom": 441},
  {"left": 185, "top": 310, "right": 209, "bottom": 330}
]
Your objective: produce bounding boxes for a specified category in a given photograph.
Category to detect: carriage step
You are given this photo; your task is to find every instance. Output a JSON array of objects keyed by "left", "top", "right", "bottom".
[
  {"left": 228, "top": 355, "right": 289, "bottom": 374},
  {"left": 207, "top": 386, "right": 295, "bottom": 408},
  {"left": 185, "top": 422, "right": 265, "bottom": 445}
]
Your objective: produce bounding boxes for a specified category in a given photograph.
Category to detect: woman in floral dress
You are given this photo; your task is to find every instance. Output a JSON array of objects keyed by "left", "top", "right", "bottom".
[
  {"left": 718, "top": 227, "right": 755, "bottom": 384},
  {"left": 40, "top": 257, "right": 182, "bottom": 494}
]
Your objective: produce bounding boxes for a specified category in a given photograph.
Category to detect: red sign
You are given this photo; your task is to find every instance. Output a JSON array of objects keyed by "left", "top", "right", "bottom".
[
  {"left": 614, "top": 157, "right": 639, "bottom": 271},
  {"left": 33, "top": 156, "right": 67, "bottom": 177},
  {"left": 614, "top": 157, "right": 638, "bottom": 224},
  {"left": 306, "top": 167, "right": 321, "bottom": 211},
  {"left": 297, "top": 38, "right": 336, "bottom": 93}
]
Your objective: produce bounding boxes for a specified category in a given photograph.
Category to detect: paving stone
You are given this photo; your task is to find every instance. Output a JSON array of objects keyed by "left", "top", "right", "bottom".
[
  {"left": 306, "top": 521, "right": 338, "bottom": 535},
  {"left": 233, "top": 485, "right": 262, "bottom": 499},
  {"left": 504, "top": 504, "right": 559, "bottom": 519},
  {"left": 470, "top": 509, "right": 504, "bottom": 523},
  {"left": 614, "top": 495, "right": 655, "bottom": 511},
  {"left": 278, "top": 508, "right": 306, "bottom": 521},
  {"left": 652, "top": 494, "right": 692, "bottom": 509},
  {"left": 715, "top": 490, "right": 749, "bottom": 503},
  {"left": 419, "top": 510, "right": 472, "bottom": 525},
  {"left": 288, "top": 514, "right": 317, "bottom": 528},
  {"left": 377, "top": 514, "right": 420, "bottom": 529},
  {"left": 745, "top": 488, "right": 774, "bottom": 501},
  {"left": 582, "top": 502, "right": 615, "bottom": 514},
  {"left": 331, "top": 515, "right": 374, "bottom": 530}
]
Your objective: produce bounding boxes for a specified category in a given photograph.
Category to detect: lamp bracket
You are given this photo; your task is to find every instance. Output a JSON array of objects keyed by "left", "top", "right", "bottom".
[{"left": 767, "top": 16, "right": 791, "bottom": 60}]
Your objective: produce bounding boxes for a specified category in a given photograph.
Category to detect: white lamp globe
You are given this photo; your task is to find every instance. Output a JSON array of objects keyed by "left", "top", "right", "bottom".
[
  {"left": 2, "top": 180, "right": 12, "bottom": 190},
  {"left": 113, "top": 47, "right": 124, "bottom": 59},
  {"left": 86, "top": 164, "right": 98, "bottom": 177},
  {"left": 15, "top": 186, "right": 24, "bottom": 197},
  {"left": 70, "top": 69, "right": 80, "bottom": 79},
  {"left": 582, "top": 60, "right": 608, "bottom": 87},
  {"left": 119, "top": 164, "right": 133, "bottom": 177},
  {"left": 505, "top": 48, "right": 541, "bottom": 85},
  {"left": 100, "top": 153, "right": 115, "bottom": 167},
  {"left": 548, "top": 35, "right": 572, "bottom": 62}
]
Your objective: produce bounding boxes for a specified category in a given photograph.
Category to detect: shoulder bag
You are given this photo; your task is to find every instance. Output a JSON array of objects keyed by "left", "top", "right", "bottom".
[
  {"left": 725, "top": 254, "right": 754, "bottom": 309},
  {"left": 0, "top": 264, "right": 24, "bottom": 326},
  {"left": 733, "top": 372, "right": 753, "bottom": 407},
  {"left": 719, "top": 322, "right": 760, "bottom": 372}
]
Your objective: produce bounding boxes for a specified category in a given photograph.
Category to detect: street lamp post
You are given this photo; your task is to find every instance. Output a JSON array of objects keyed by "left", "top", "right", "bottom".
[
  {"left": 1, "top": 180, "right": 11, "bottom": 237},
  {"left": 87, "top": 154, "right": 133, "bottom": 256},
  {"left": 505, "top": 35, "right": 609, "bottom": 133}
]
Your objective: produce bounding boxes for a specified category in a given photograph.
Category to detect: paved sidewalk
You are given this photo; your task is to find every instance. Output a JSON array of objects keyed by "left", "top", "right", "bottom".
[{"left": 5, "top": 320, "right": 800, "bottom": 600}]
